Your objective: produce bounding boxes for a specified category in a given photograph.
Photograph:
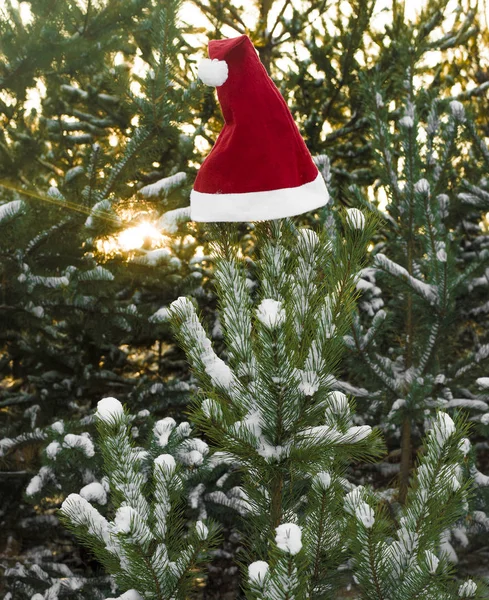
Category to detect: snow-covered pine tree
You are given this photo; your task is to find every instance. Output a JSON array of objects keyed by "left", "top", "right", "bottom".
[
  {"left": 167, "top": 216, "right": 383, "bottom": 595},
  {"left": 0, "top": 0, "right": 212, "bottom": 594},
  {"left": 167, "top": 218, "right": 483, "bottom": 597},
  {"left": 15, "top": 216, "right": 484, "bottom": 598},
  {"left": 449, "top": 107, "right": 489, "bottom": 551},
  {"left": 56, "top": 397, "right": 218, "bottom": 600},
  {"left": 345, "top": 412, "right": 487, "bottom": 600},
  {"left": 342, "top": 67, "right": 489, "bottom": 542}
]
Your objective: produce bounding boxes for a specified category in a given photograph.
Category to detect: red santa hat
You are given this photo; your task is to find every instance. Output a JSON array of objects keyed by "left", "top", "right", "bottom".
[{"left": 191, "top": 35, "right": 329, "bottom": 222}]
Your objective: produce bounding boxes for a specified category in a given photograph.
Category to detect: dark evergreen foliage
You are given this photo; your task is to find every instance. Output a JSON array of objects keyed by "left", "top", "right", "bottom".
[{"left": 1, "top": 0, "right": 489, "bottom": 597}]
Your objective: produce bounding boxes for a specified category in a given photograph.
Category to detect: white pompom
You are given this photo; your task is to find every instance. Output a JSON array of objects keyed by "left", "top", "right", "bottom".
[{"left": 198, "top": 58, "right": 228, "bottom": 87}]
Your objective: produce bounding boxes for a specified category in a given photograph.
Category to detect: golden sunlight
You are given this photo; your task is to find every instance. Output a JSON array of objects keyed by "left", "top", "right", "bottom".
[
  {"left": 108, "top": 133, "right": 119, "bottom": 147},
  {"left": 118, "top": 222, "right": 166, "bottom": 251},
  {"left": 117, "top": 221, "right": 168, "bottom": 252},
  {"left": 367, "top": 185, "right": 389, "bottom": 212},
  {"left": 480, "top": 212, "right": 489, "bottom": 233},
  {"left": 96, "top": 221, "right": 171, "bottom": 255}
]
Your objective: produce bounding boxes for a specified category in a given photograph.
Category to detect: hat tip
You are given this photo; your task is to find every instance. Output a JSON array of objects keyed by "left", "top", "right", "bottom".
[{"left": 198, "top": 58, "right": 228, "bottom": 87}]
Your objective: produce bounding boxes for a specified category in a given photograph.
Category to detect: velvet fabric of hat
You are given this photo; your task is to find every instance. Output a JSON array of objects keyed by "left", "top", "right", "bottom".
[{"left": 191, "top": 35, "right": 329, "bottom": 222}]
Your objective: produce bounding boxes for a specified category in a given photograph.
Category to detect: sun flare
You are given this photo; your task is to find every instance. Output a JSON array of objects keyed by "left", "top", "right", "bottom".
[{"left": 96, "top": 221, "right": 170, "bottom": 255}]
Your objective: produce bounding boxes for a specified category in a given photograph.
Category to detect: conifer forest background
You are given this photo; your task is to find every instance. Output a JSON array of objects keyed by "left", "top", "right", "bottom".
[{"left": 1, "top": 0, "right": 489, "bottom": 598}]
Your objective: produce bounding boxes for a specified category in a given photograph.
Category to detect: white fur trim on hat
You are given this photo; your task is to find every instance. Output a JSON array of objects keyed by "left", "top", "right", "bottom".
[
  {"left": 190, "top": 172, "right": 329, "bottom": 222},
  {"left": 198, "top": 58, "right": 228, "bottom": 87}
]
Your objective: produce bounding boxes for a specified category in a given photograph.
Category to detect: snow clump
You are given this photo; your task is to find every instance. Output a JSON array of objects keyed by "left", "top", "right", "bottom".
[{"left": 275, "top": 523, "right": 302, "bottom": 555}]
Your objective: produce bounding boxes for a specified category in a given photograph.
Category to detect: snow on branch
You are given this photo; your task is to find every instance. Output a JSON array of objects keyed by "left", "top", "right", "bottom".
[
  {"left": 374, "top": 253, "right": 438, "bottom": 305},
  {"left": 213, "top": 258, "right": 256, "bottom": 380},
  {"left": 157, "top": 206, "right": 191, "bottom": 233},
  {"left": 455, "top": 344, "right": 489, "bottom": 379},
  {"left": 139, "top": 172, "right": 187, "bottom": 197},
  {"left": 169, "top": 296, "right": 237, "bottom": 392},
  {"left": 443, "top": 398, "right": 489, "bottom": 412},
  {"left": 0, "top": 199, "right": 25, "bottom": 224},
  {"left": 60, "top": 493, "right": 112, "bottom": 546}
]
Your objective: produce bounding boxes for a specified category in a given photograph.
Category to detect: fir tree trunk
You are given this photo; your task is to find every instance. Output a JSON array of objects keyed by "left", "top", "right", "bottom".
[
  {"left": 270, "top": 471, "right": 284, "bottom": 529},
  {"left": 399, "top": 416, "right": 411, "bottom": 504},
  {"left": 257, "top": 44, "right": 273, "bottom": 74},
  {"left": 400, "top": 150, "right": 415, "bottom": 505},
  {"left": 257, "top": 0, "right": 274, "bottom": 73}
]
